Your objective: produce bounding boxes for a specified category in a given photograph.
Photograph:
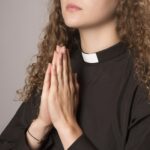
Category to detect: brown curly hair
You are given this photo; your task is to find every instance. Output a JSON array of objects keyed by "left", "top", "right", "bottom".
[{"left": 15, "top": 0, "right": 150, "bottom": 103}]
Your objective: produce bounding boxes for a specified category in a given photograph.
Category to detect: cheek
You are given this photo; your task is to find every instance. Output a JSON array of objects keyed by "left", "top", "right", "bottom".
[{"left": 86, "top": 0, "right": 116, "bottom": 23}]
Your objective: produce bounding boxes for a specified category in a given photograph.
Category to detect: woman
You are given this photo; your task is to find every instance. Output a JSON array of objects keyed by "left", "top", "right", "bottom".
[{"left": 0, "top": 0, "right": 150, "bottom": 149}]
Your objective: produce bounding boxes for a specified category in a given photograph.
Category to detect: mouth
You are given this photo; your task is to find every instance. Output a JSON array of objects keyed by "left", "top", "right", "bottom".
[{"left": 66, "top": 3, "right": 82, "bottom": 12}]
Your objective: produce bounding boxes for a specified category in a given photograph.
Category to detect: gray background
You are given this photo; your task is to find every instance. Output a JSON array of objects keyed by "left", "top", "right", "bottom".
[{"left": 0, "top": 0, "right": 49, "bottom": 133}]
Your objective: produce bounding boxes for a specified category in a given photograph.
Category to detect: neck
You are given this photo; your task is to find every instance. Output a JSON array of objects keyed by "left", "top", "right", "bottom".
[{"left": 78, "top": 17, "right": 120, "bottom": 54}]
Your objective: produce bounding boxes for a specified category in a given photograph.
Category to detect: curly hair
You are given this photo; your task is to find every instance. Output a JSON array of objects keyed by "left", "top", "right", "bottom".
[{"left": 15, "top": 0, "right": 150, "bottom": 103}]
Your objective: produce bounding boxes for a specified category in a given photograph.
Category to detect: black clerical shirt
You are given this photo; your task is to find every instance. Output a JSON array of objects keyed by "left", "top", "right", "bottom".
[{"left": 1, "top": 41, "right": 150, "bottom": 150}]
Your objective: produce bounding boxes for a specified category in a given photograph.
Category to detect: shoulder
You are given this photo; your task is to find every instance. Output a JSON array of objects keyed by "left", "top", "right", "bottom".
[{"left": 116, "top": 49, "right": 150, "bottom": 131}]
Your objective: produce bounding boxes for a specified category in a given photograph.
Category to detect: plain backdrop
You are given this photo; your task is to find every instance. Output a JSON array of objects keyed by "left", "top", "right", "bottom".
[{"left": 0, "top": 0, "right": 49, "bottom": 133}]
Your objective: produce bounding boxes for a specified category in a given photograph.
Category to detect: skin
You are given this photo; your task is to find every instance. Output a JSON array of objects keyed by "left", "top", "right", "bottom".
[
  {"left": 48, "top": 46, "right": 83, "bottom": 149},
  {"left": 26, "top": 46, "right": 82, "bottom": 150},
  {"left": 26, "top": 0, "right": 121, "bottom": 149},
  {"left": 61, "top": 0, "right": 120, "bottom": 53}
]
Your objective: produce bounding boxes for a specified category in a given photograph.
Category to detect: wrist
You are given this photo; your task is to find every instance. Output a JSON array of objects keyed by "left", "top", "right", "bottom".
[
  {"left": 26, "top": 118, "right": 53, "bottom": 149},
  {"left": 30, "top": 118, "right": 53, "bottom": 135},
  {"left": 34, "top": 118, "right": 53, "bottom": 130},
  {"left": 56, "top": 122, "right": 83, "bottom": 150},
  {"left": 57, "top": 121, "right": 82, "bottom": 138}
]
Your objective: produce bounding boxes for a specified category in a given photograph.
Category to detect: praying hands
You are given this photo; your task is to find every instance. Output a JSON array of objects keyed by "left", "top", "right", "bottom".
[{"left": 27, "top": 45, "right": 83, "bottom": 150}]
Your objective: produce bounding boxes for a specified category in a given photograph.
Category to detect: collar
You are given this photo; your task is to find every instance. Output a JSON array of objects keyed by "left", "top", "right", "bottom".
[{"left": 80, "top": 41, "right": 127, "bottom": 63}]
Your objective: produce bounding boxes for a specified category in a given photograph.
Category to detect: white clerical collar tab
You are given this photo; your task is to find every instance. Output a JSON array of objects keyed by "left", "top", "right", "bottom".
[{"left": 81, "top": 52, "right": 99, "bottom": 63}]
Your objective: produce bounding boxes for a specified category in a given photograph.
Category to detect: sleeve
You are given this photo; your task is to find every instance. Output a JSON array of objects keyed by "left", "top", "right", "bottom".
[
  {"left": 0, "top": 89, "right": 54, "bottom": 150},
  {"left": 67, "top": 132, "right": 98, "bottom": 150},
  {"left": 68, "top": 84, "right": 150, "bottom": 150},
  {"left": 124, "top": 84, "right": 150, "bottom": 150}
]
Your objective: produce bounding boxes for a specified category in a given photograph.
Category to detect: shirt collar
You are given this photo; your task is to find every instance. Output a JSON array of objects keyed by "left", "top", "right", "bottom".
[{"left": 80, "top": 41, "right": 127, "bottom": 63}]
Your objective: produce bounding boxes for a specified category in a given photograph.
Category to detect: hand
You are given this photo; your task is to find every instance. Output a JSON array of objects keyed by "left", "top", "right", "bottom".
[
  {"left": 36, "top": 45, "right": 82, "bottom": 150},
  {"left": 36, "top": 45, "right": 79, "bottom": 128},
  {"left": 48, "top": 45, "right": 80, "bottom": 130},
  {"left": 50, "top": 45, "right": 82, "bottom": 150},
  {"left": 36, "top": 62, "right": 53, "bottom": 127},
  {"left": 26, "top": 61, "right": 54, "bottom": 149}
]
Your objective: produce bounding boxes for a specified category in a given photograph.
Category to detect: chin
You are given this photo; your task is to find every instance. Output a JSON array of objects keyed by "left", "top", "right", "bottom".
[
  {"left": 63, "top": 16, "right": 105, "bottom": 30},
  {"left": 64, "top": 19, "right": 83, "bottom": 29}
]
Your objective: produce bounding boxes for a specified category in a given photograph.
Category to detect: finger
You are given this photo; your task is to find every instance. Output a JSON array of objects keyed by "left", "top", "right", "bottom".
[
  {"left": 43, "top": 63, "right": 51, "bottom": 91},
  {"left": 51, "top": 52, "right": 58, "bottom": 93},
  {"left": 56, "top": 45, "right": 60, "bottom": 53},
  {"left": 54, "top": 51, "right": 59, "bottom": 82},
  {"left": 62, "top": 48, "right": 69, "bottom": 86},
  {"left": 61, "top": 46, "right": 72, "bottom": 76},
  {"left": 42, "top": 63, "right": 52, "bottom": 97},
  {"left": 61, "top": 46, "right": 73, "bottom": 90},
  {"left": 66, "top": 48, "right": 72, "bottom": 74},
  {"left": 56, "top": 46, "right": 63, "bottom": 87},
  {"left": 74, "top": 73, "right": 79, "bottom": 114},
  {"left": 73, "top": 73, "right": 79, "bottom": 93},
  {"left": 75, "top": 73, "right": 79, "bottom": 92},
  {"left": 64, "top": 47, "right": 74, "bottom": 89},
  {"left": 52, "top": 51, "right": 57, "bottom": 66}
]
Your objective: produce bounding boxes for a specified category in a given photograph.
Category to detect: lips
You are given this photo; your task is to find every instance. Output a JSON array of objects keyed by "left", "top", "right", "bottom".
[{"left": 66, "top": 3, "right": 82, "bottom": 10}]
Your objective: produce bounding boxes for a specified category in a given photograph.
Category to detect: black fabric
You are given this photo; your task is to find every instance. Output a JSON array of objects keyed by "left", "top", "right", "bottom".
[{"left": 1, "top": 41, "right": 150, "bottom": 150}]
